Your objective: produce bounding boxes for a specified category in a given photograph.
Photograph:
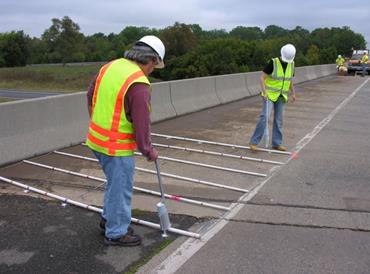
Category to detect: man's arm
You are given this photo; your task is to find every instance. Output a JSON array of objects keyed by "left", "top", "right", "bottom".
[
  {"left": 260, "top": 72, "right": 268, "bottom": 100},
  {"left": 290, "top": 81, "right": 296, "bottom": 103},
  {"left": 87, "top": 74, "right": 98, "bottom": 117},
  {"left": 260, "top": 59, "right": 273, "bottom": 100},
  {"left": 126, "top": 83, "right": 158, "bottom": 161}
]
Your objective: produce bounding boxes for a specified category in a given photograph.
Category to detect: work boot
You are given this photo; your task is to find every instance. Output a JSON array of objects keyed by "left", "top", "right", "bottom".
[
  {"left": 272, "top": 145, "right": 287, "bottom": 151},
  {"left": 104, "top": 233, "right": 142, "bottom": 247},
  {"left": 249, "top": 144, "right": 258, "bottom": 152},
  {"left": 99, "top": 218, "right": 134, "bottom": 235}
]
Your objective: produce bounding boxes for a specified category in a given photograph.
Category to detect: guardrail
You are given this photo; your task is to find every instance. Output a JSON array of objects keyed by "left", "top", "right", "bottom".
[{"left": 0, "top": 64, "right": 336, "bottom": 166}]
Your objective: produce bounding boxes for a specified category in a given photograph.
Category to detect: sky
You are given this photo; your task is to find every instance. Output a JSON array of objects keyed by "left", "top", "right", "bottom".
[{"left": 0, "top": 0, "right": 369, "bottom": 47}]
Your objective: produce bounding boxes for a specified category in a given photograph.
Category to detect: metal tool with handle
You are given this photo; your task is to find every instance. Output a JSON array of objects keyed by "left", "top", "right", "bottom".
[
  {"left": 154, "top": 159, "right": 171, "bottom": 237},
  {"left": 264, "top": 99, "right": 270, "bottom": 149}
]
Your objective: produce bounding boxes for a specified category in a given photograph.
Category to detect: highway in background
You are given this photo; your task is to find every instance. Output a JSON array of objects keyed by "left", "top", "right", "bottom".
[{"left": 0, "top": 89, "right": 61, "bottom": 100}]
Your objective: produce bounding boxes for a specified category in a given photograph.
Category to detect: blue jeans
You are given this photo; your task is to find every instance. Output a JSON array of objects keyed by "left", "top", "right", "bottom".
[
  {"left": 93, "top": 150, "right": 135, "bottom": 239},
  {"left": 250, "top": 96, "right": 286, "bottom": 147},
  {"left": 362, "top": 64, "right": 367, "bottom": 77}
]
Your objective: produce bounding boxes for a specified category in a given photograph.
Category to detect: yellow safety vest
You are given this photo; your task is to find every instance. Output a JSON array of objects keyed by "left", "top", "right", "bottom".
[
  {"left": 360, "top": 55, "right": 368, "bottom": 64},
  {"left": 86, "top": 58, "right": 150, "bottom": 156},
  {"left": 263, "top": 58, "right": 294, "bottom": 102},
  {"left": 336, "top": 57, "right": 345, "bottom": 66}
]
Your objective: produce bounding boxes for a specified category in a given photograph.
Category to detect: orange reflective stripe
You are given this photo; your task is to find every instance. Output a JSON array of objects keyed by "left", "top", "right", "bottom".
[
  {"left": 110, "top": 70, "right": 145, "bottom": 132},
  {"left": 87, "top": 132, "right": 136, "bottom": 151},
  {"left": 92, "top": 61, "right": 114, "bottom": 113},
  {"left": 89, "top": 121, "right": 134, "bottom": 141}
]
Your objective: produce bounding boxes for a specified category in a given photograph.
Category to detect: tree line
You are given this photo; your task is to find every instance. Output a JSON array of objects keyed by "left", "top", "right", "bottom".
[{"left": 0, "top": 16, "right": 366, "bottom": 81}]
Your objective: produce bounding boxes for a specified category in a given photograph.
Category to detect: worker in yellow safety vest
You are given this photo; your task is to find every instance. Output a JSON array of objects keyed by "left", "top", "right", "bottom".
[
  {"left": 360, "top": 52, "right": 368, "bottom": 77},
  {"left": 86, "top": 35, "right": 165, "bottom": 247},
  {"left": 335, "top": 55, "right": 345, "bottom": 70},
  {"left": 249, "top": 44, "right": 296, "bottom": 152}
]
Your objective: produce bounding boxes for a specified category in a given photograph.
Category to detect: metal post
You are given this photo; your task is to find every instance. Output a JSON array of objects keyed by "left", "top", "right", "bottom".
[{"left": 264, "top": 99, "right": 269, "bottom": 149}]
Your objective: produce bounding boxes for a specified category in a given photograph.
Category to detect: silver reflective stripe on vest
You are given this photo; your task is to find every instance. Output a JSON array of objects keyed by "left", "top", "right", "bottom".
[
  {"left": 265, "top": 85, "right": 289, "bottom": 94},
  {"left": 270, "top": 58, "right": 293, "bottom": 80}
]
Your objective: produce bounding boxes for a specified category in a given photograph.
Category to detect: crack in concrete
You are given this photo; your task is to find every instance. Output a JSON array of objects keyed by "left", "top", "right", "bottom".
[
  {"left": 222, "top": 219, "right": 370, "bottom": 233},
  {"left": 243, "top": 201, "right": 370, "bottom": 214}
]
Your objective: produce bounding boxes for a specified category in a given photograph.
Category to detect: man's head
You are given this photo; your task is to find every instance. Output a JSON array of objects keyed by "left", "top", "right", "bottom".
[
  {"left": 280, "top": 44, "right": 296, "bottom": 63},
  {"left": 124, "top": 35, "right": 165, "bottom": 74},
  {"left": 338, "top": 55, "right": 342, "bottom": 58}
]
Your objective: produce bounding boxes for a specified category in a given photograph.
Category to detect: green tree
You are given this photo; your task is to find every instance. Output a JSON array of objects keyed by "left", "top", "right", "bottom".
[
  {"left": 0, "top": 31, "right": 30, "bottom": 67},
  {"left": 319, "top": 47, "right": 337, "bottom": 64},
  {"left": 161, "top": 22, "right": 197, "bottom": 60},
  {"left": 306, "top": 44, "right": 320, "bottom": 65},
  {"left": 84, "top": 33, "right": 113, "bottom": 61},
  {"left": 42, "top": 16, "right": 85, "bottom": 64},
  {"left": 119, "top": 26, "right": 153, "bottom": 44},
  {"left": 230, "top": 26, "right": 263, "bottom": 40},
  {"left": 264, "top": 25, "right": 289, "bottom": 39}
]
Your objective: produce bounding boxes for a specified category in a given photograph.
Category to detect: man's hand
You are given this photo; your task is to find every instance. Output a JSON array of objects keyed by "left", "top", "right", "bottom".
[
  {"left": 147, "top": 148, "right": 159, "bottom": 162},
  {"left": 290, "top": 93, "right": 296, "bottom": 103},
  {"left": 262, "top": 92, "right": 268, "bottom": 100}
]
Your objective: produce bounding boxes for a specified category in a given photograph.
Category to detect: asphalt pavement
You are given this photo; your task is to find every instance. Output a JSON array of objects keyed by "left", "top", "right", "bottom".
[{"left": 0, "top": 89, "right": 61, "bottom": 100}]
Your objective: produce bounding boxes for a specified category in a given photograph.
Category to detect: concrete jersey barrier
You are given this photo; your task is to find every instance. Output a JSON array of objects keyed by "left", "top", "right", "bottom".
[
  {"left": 0, "top": 93, "right": 89, "bottom": 166},
  {"left": 169, "top": 76, "right": 221, "bottom": 116},
  {"left": 150, "top": 82, "right": 177, "bottom": 123},
  {"left": 0, "top": 64, "right": 336, "bottom": 166},
  {"left": 214, "top": 73, "right": 250, "bottom": 103},
  {"left": 245, "top": 71, "right": 261, "bottom": 96}
]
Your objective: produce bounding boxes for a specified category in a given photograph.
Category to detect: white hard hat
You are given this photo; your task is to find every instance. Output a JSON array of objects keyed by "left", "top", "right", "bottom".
[
  {"left": 338, "top": 55, "right": 342, "bottom": 58},
  {"left": 281, "top": 44, "right": 296, "bottom": 63},
  {"left": 137, "top": 35, "right": 165, "bottom": 68}
]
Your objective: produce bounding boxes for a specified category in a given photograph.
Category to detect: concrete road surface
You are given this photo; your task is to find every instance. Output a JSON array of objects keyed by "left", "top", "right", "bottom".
[
  {"left": 140, "top": 76, "right": 370, "bottom": 274},
  {"left": 1, "top": 75, "right": 370, "bottom": 273}
]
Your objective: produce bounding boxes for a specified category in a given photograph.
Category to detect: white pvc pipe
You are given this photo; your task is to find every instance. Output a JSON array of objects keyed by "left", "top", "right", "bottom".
[
  {"left": 152, "top": 143, "right": 284, "bottom": 165},
  {"left": 134, "top": 152, "right": 267, "bottom": 177},
  {"left": 264, "top": 100, "right": 269, "bottom": 149},
  {"left": 80, "top": 142, "right": 267, "bottom": 176},
  {"left": 54, "top": 150, "right": 249, "bottom": 193},
  {"left": 0, "top": 175, "right": 201, "bottom": 239},
  {"left": 151, "top": 132, "right": 291, "bottom": 155},
  {"left": 23, "top": 160, "right": 230, "bottom": 211}
]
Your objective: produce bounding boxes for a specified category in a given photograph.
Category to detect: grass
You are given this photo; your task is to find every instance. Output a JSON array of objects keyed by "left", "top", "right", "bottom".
[
  {"left": 0, "top": 64, "right": 162, "bottom": 93},
  {"left": 0, "top": 97, "right": 15, "bottom": 103},
  {"left": 0, "top": 64, "right": 102, "bottom": 92}
]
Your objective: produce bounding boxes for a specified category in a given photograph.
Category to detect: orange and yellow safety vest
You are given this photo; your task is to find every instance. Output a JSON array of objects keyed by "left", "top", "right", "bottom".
[{"left": 86, "top": 58, "right": 150, "bottom": 156}]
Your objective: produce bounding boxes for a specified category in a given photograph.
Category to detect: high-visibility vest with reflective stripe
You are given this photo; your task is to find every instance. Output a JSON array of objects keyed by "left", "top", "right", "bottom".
[
  {"left": 361, "top": 55, "right": 368, "bottom": 64},
  {"left": 86, "top": 58, "right": 150, "bottom": 156},
  {"left": 336, "top": 57, "right": 345, "bottom": 66},
  {"left": 263, "top": 58, "right": 294, "bottom": 102}
]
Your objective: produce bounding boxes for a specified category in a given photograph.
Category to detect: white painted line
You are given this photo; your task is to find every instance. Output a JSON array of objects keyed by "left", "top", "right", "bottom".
[
  {"left": 146, "top": 78, "right": 370, "bottom": 274},
  {"left": 291, "top": 77, "right": 370, "bottom": 158}
]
